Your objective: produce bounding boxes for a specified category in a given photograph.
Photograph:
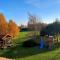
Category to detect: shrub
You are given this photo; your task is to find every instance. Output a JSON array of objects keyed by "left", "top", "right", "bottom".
[{"left": 22, "top": 39, "right": 39, "bottom": 47}]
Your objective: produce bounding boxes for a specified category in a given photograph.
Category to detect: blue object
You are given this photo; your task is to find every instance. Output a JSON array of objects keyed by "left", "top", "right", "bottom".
[{"left": 40, "top": 37, "right": 44, "bottom": 49}]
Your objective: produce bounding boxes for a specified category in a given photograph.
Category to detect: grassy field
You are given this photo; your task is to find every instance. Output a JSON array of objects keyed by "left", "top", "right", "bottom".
[{"left": 0, "top": 32, "right": 60, "bottom": 60}]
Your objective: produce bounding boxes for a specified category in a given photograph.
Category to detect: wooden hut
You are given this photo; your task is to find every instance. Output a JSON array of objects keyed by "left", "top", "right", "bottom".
[{"left": 0, "top": 34, "right": 12, "bottom": 49}]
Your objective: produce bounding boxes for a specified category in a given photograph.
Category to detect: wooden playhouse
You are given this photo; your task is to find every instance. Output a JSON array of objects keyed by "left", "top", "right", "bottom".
[{"left": 0, "top": 34, "right": 12, "bottom": 49}]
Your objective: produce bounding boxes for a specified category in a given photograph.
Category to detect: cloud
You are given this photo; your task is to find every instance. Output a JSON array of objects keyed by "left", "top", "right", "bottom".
[{"left": 25, "top": 0, "right": 60, "bottom": 8}]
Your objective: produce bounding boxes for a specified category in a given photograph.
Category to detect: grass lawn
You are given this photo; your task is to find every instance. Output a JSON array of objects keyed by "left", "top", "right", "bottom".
[{"left": 0, "top": 32, "right": 60, "bottom": 60}]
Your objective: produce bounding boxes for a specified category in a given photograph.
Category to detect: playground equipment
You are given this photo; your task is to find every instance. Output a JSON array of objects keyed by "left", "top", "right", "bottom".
[
  {"left": 40, "top": 35, "right": 59, "bottom": 49},
  {"left": 45, "top": 36, "right": 54, "bottom": 49},
  {"left": 40, "top": 36, "right": 45, "bottom": 49}
]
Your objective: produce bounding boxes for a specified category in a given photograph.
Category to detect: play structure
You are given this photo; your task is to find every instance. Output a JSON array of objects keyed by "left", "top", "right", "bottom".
[
  {"left": 40, "top": 35, "right": 59, "bottom": 49},
  {"left": 0, "top": 34, "right": 12, "bottom": 49}
]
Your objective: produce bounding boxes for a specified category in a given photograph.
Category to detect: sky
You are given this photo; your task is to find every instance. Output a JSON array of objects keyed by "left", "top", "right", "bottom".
[{"left": 0, "top": 0, "right": 60, "bottom": 25}]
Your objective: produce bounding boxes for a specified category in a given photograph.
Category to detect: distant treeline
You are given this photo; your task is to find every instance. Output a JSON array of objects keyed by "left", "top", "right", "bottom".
[{"left": 40, "top": 20, "right": 60, "bottom": 36}]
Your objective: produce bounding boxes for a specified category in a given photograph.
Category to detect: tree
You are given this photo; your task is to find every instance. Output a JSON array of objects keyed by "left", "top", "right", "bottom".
[
  {"left": 27, "top": 13, "right": 47, "bottom": 31},
  {"left": 0, "top": 13, "right": 8, "bottom": 35},
  {"left": 28, "top": 13, "right": 41, "bottom": 31},
  {"left": 8, "top": 20, "right": 19, "bottom": 37},
  {"left": 41, "top": 19, "right": 60, "bottom": 36}
]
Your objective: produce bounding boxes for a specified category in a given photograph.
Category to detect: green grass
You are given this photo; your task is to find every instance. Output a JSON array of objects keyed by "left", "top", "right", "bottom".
[{"left": 0, "top": 31, "right": 60, "bottom": 60}]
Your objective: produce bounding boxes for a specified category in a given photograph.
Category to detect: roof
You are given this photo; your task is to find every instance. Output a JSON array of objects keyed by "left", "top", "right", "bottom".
[
  {"left": 2, "top": 34, "right": 12, "bottom": 40},
  {"left": 0, "top": 35, "right": 5, "bottom": 38},
  {"left": 49, "top": 36, "right": 53, "bottom": 38}
]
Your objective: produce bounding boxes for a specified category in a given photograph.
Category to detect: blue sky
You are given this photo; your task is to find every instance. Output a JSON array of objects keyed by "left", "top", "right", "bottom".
[{"left": 0, "top": 0, "right": 60, "bottom": 25}]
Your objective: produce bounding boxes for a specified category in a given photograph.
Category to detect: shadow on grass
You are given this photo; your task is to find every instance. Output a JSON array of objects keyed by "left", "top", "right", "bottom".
[
  {"left": 0, "top": 43, "right": 60, "bottom": 59},
  {"left": 0, "top": 45, "right": 47, "bottom": 59}
]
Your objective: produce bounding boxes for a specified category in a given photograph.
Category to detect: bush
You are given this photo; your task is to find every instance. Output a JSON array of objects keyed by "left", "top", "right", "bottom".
[{"left": 22, "top": 39, "right": 39, "bottom": 47}]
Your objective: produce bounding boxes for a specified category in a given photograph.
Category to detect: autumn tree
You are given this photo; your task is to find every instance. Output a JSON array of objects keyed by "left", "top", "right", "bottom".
[
  {"left": 0, "top": 13, "right": 8, "bottom": 35},
  {"left": 8, "top": 20, "right": 19, "bottom": 37}
]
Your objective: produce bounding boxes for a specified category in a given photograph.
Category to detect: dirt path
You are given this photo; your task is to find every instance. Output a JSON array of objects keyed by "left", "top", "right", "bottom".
[{"left": 0, "top": 57, "right": 12, "bottom": 60}]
